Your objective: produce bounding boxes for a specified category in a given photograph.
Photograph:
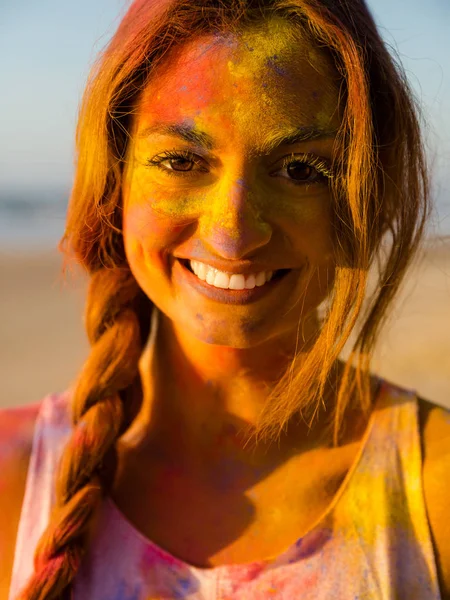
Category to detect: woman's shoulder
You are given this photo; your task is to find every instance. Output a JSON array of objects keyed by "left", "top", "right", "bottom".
[
  {"left": 0, "top": 391, "right": 71, "bottom": 507},
  {"left": 417, "top": 395, "right": 450, "bottom": 476},
  {"left": 0, "top": 400, "right": 42, "bottom": 599},
  {"left": 372, "top": 380, "right": 450, "bottom": 596},
  {"left": 417, "top": 395, "right": 450, "bottom": 599},
  {"left": 0, "top": 400, "right": 43, "bottom": 490}
]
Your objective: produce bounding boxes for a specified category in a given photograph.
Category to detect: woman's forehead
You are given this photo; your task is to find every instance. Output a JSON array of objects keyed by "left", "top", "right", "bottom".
[{"left": 134, "top": 16, "right": 341, "bottom": 147}]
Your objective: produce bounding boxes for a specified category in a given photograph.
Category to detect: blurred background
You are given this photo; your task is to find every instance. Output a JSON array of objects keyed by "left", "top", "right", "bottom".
[{"left": 1, "top": 0, "right": 449, "bottom": 409}]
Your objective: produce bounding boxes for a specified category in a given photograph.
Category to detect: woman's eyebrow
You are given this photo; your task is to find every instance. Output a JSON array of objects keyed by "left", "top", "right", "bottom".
[
  {"left": 138, "top": 123, "right": 216, "bottom": 149},
  {"left": 138, "top": 122, "right": 337, "bottom": 153},
  {"left": 258, "top": 126, "right": 337, "bottom": 155}
]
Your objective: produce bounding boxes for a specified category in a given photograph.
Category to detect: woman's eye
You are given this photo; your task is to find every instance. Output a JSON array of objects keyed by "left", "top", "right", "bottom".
[
  {"left": 274, "top": 154, "right": 333, "bottom": 186},
  {"left": 146, "top": 150, "right": 206, "bottom": 177},
  {"left": 146, "top": 150, "right": 333, "bottom": 186},
  {"left": 163, "top": 157, "right": 195, "bottom": 172},
  {"left": 286, "top": 162, "right": 318, "bottom": 182}
]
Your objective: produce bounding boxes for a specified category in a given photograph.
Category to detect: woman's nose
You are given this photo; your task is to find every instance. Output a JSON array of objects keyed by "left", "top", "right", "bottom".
[{"left": 198, "top": 176, "right": 272, "bottom": 259}]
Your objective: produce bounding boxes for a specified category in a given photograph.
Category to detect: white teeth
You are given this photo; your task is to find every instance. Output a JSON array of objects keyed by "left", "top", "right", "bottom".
[{"left": 189, "top": 260, "right": 274, "bottom": 290}]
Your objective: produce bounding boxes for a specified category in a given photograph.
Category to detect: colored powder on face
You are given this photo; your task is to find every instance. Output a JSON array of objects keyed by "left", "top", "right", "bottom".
[
  {"left": 123, "top": 13, "right": 340, "bottom": 265},
  {"left": 265, "top": 54, "right": 289, "bottom": 77},
  {"left": 228, "top": 15, "right": 307, "bottom": 76},
  {"left": 227, "top": 23, "right": 337, "bottom": 136}
]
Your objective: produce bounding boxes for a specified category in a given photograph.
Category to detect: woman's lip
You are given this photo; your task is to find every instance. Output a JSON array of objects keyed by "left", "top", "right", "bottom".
[{"left": 175, "top": 258, "right": 294, "bottom": 306}]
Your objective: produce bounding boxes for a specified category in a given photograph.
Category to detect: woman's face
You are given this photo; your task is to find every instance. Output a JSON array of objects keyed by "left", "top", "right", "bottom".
[{"left": 122, "top": 16, "right": 342, "bottom": 350}]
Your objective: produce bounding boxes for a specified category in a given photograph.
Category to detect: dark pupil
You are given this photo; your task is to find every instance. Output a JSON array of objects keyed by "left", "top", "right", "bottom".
[
  {"left": 171, "top": 158, "right": 193, "bottom": 171},
  {"left": 287, "top": 162, "right": 314, "bottom": 181}
]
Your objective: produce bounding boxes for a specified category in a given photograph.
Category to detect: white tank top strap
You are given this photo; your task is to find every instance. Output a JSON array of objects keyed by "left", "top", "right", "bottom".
[{"left": 330, "top": 381, "right": 442, "bottom": 598}]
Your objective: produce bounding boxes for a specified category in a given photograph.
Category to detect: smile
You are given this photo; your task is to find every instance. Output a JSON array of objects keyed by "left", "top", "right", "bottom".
[{"left": 177, "top": 259, "right": 294, "bottom": 306}]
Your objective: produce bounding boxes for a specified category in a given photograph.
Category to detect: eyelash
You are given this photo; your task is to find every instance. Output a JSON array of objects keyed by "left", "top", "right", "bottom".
[{"left": 145, "top": 149, "right": 334, "bottom": 186}]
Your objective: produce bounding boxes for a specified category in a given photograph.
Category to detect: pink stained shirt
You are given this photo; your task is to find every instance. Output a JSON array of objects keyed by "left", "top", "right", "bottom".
[{"left": 8, "top": 380, "right": 442, "bottom": 599}]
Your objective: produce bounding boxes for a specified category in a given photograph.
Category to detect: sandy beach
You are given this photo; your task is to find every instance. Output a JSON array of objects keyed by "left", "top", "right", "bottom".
[{"left": 1, "top": 238, "right": 449, "bottom": 410}]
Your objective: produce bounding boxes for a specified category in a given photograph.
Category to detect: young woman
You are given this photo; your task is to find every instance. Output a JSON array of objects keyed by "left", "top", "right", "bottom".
[{"left": 2, "top": 0, "right": 449, "bottom": 598}]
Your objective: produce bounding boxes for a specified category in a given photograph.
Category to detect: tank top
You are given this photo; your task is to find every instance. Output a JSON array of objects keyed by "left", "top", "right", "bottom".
[{"left": 8, "top": 382, "right": 442, "bottom": 598}]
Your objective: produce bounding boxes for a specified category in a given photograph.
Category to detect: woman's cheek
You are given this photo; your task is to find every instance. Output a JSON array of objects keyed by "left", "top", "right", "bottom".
[
  {"left": 281, "top": 190, "right": 334, "bottom": 258},
  {"left": 126, "top": 164, "right": 209, "bottom": 220},
  {"left": 292, "top": 194, "right": 331, "bottom": 224}
]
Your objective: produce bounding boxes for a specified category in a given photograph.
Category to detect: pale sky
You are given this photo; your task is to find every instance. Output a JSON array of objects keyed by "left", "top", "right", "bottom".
[{"left": 1, "top": 0, "right": 449, "bottom": 229}]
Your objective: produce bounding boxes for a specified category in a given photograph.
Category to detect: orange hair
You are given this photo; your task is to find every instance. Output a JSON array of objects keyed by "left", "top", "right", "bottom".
[{"left": 17, "top": 0, "right": 429, "bottom": 598}]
